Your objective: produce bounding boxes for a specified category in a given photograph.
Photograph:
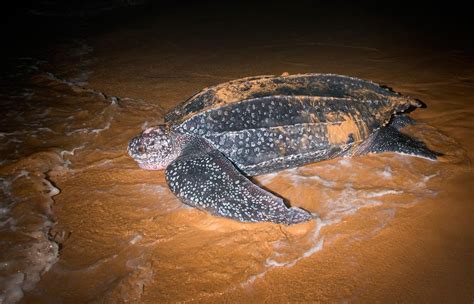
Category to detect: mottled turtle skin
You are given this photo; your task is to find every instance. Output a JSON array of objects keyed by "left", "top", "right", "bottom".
[{"left": 128, "top": 73, "right": 437, "bottom": 225}]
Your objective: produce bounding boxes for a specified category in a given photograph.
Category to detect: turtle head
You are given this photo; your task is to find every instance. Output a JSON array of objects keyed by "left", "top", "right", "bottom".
[{"left": 128, "top": 125, "right": 180, "bottom": 170}]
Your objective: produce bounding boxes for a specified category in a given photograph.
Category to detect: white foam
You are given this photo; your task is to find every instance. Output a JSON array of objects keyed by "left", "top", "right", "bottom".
[
  {"left": 129, "top": 234, "right": 143, "bottom": 245},
  {"left": 69, "top": 70, "right": 92, "bottom": 87},
  {"left": 22, "top": 91, "right": 34, "bottom": 100},
  {"left": 6, "top": 138, "right": 23, "bottom": 144},
  {"left": 153, "top": 185, "right": 166, "bottom": 193},
  {"left": 395, "top": 151, "right": 438, "bottom": 162},
  {"left": 255, "top": 172, "right": 278, "bottom": 186},
  {"left": 125, "top": 255, "right": 146, "bottom": 269},
  {"left": 365, "top": 189, "right": 403, "bottom": 198},
  {"left": 350, "top": 208, "right": 397, "bottom": 242},
  {"left": 283, "top": 168, "right": 336, "bottom": 187},
  {"left": 74, "top": 254, "right": 119, "bottom": 273},
  {"left": 241, "top": 153, "right": 444, "bottom": 291},
  {"left": 322, "top": 183, "right": 383, "bottom": 221},
  {"left": 36, "top": 127, "right": 54, "bottom": 133},
  {"left": 109, "top": 96, "right": 120, "bottom": 105},
  {"left": 91, "top": 122, "right": 112, "bottom": 134},
  {"left": 93, "top": 159, "right": 113, "bottom": 168},
  {"left": 338, "top": 158, "right": 352, "bottom": 167},
  {"left": 379, "top": 166, "right": 393, "bottom": 179},
  {"left": 0, "top": 131, "right": 23, "bottom": 137},
  {"left": 14, "top": 170, "right": 30, "bottom": 181},
  {"left": 37, "top": 109, "right": 51, "bottom": 118},
  {"left": 412, "top": 172, "right": 439, "bottom": 190},
  {"left": 41, "top": 178, "right": 60, "bottom": 197},
  {"left": 139, "top": 184, "right": 166, "bottom": 192},
  {"left": 66, "top": 121, "right": 111, "bottom": 136},
  {"left": 141, "top": 121, "right": 149, "bottom": 130},
  {"left": 0, "top": 274, "right": 25, "bottom": 304},
  {"left": 371, "top": 209, "right": 396, "bottom": 234},
  {"left": 266, "top": 238, "right": 324, "bottom": 268},
  {"left": 243, "top": 218, "right": 325, "bottom": 286},
  {"left": 244, "top": 185, "right": 404, "bottom": 287},
  {"left": 0, "top": 169, "right": 60, "bottom": 303},
  {"left": 60, "top": 145, "right": 85, "bottom": 158},
  {"left": 0, "top": 238, "right": 59, "bottom": 302},
  {"left": 421, "top": 172, "right": 439, "bottom": 183}
]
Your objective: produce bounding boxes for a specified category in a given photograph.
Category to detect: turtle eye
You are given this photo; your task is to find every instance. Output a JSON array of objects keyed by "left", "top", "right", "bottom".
[{"left": 138, "top": 146, "right": 145, "bottom": 153}]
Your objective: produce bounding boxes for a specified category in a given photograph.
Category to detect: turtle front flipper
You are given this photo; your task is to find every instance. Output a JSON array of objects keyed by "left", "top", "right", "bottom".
[{"left": 165, "top": 138, "right": 313, "bottom": 225}]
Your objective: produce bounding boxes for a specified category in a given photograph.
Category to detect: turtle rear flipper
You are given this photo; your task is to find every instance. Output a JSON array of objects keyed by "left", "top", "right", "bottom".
[
  {"left": 387, "top": 114, "right": 417, "bottom": 130},
  {"left": 355, "top": 124, "right": 441, "bottom": 160},
  {"left": 165, "top": 138, "right": 313, "bottom": 225}
]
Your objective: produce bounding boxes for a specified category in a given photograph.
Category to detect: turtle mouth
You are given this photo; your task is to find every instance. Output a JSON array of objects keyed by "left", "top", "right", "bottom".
[{"left": 138, "top": 163, "right": 166, "bottom": 170}]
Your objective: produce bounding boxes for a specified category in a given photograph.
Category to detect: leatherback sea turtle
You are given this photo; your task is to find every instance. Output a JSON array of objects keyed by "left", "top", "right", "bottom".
[{"left": 128, "top": 73, "right": 438, "bottom": 225}]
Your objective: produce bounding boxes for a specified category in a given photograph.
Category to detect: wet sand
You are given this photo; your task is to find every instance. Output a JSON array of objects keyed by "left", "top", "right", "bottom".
[{"left": 1, "top": 2, "right": 473, "bottom": 303}]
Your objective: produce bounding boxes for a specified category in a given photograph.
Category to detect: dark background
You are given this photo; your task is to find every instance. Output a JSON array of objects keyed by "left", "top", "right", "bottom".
[{"left": 2, "top": 0, "right": 473, "bottom": 59}]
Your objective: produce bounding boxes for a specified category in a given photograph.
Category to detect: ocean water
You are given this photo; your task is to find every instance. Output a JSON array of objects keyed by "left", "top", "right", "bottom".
[{"left": 1, "top": 2, "right": 472, "bottom": 303}]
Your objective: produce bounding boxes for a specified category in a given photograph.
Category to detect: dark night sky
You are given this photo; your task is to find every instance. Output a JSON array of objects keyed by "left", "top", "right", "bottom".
[{"left": 2, "top": 0, "right": 472, "bottom": 60}]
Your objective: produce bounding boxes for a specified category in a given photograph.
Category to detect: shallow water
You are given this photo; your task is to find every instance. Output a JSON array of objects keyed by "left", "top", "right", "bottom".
[{"left": 1, "top": 3, "right": 473, "bottom": 303}]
